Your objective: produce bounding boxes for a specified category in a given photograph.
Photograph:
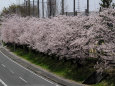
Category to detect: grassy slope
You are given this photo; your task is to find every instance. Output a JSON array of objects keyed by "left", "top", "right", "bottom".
[{"left": 7, "top": 45, "right": 115, "bottom": 86}]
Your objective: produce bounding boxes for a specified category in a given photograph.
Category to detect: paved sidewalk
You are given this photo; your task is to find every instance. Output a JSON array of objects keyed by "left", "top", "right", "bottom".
[{"left": 0, "top": 46, "right": 86, "bottom": 86}]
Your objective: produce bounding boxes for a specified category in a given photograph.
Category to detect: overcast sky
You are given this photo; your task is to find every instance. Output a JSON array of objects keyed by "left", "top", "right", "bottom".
[{"left": 0, "top": 0, "right": 115, "bottom": 13}]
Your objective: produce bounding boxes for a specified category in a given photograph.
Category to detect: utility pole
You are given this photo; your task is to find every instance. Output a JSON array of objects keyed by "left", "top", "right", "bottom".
[
  {"left": 24, "top": 0, "right": 26, "bottom": 10},
  {"left": 33, "top": 0, "right": 35, "bottom": 16},
  {"left": 28, "top": 0, "right": 30, "bottom": 16},
  {"left": 78, "top": 0, "right": 80, "bottom": 12},
  {"left": 87, "top": 0, "right": 89, "bottom": 14},
  {"left": 49, "top": 0, "right": 52, "bottom": 17},
  {"left": 37, "top": 0, "right": 39, "bottom": 17},
  {"left": 62, "top": 0, "right": 64, "bottom": 15},
  {"left": 26, "top": 0, "right": 28, "bottom": 16},
  {"left": 42, "top": 0, "right": 44, "bottom": 18},
  {"left": 54, "top": 0, "right": 56, "bottom": 16},
  {"left": 55, "top": 0, "right": 56, "bottom": 16},
  {"left": 24, "top": 0, "right": 26, "bottom": 16},
  {"left": 73, "top": 0, "right": 75, "bottom": 16}
]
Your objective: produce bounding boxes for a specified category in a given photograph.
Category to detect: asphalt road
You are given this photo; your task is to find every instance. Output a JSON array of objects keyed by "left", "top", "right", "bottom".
[{"left": 0, "top": 51, "right": 59, "bottom": 86}]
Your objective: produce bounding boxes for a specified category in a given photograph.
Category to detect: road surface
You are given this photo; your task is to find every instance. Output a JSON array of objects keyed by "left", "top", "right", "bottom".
[{"left": 0, "top": 50, "right": 59, "bottom": 86}]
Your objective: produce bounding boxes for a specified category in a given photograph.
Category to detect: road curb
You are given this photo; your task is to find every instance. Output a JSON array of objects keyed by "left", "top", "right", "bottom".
[{"left": 0, "top": 47, "right": 86, "bottom": 86}]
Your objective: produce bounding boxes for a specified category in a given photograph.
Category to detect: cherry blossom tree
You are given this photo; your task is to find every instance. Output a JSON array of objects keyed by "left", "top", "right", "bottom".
[{"left": 0, "top": 9, "right": 115, "bottom": 63}]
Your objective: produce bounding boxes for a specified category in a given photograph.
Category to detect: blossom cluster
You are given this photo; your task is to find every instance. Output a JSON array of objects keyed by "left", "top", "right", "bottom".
[{"left": 1, "top": 8, "right": 115, "bottom": 61}]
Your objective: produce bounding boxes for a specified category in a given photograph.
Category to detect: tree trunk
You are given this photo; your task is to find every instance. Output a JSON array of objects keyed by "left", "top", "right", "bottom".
[
  {"left": 29, "top": 47, "right": 31, "bottom": 55},
  {"left": 14, "top": 43, "right": 16, "bottom": 52}
]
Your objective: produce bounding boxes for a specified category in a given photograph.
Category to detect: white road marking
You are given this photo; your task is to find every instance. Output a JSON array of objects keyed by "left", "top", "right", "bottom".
[
  {"left": 19, "top": 77, "right": 28, "bottom": 83},
  {"left": 9, "top": 69, "right": 14, "bottom": 74},
  {"left": 1, "top": 63, "right": 14, "bottom": 74},
  {"left": 56, "top": 85, "right": 60, "bottom": 86},
  {"left": 0, "top": 78, "right": 7, "bottom": 86},
  {"left": 0, "top": 51, "right": 59, "bottom": 86},
  {"left": 1, "top": 64, "right": 6, "bottom": 68}
]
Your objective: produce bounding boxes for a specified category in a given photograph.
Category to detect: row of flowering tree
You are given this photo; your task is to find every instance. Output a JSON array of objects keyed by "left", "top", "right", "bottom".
[{"left": 0, "top": 9, "right": 115, "bottom": 65}]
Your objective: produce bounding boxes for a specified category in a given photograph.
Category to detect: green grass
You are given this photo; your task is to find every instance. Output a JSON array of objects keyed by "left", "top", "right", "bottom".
[{"left": 7, "top": 44, "right": 115, "bottom": 86}]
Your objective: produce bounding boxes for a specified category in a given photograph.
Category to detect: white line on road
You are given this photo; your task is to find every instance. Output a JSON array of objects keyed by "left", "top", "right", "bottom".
[
  {"left": 9, "top": 69, "right": 14, "bottom": 74},
  {"left": 19, "top": 77, "right": 28, "bottom": 83},
  {"left": 1, "top": 64, "right": 6, "bottom": 68},
  {"left": 0, "top": 51, "right": 59, "bottom": 86},
  {"left": 0, "top": 78, "right": 7, "bottom": 86},
  {"left": 1, "top": 63, "right": 14, "bottom": 74},
  {"left": 56, "top": 85, "right": 60, "bottom": 86}
]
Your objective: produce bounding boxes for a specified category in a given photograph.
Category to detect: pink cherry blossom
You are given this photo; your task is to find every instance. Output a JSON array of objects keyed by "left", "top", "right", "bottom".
[{"left": 1, "top": 8, "right": 115, "bottom": 61}]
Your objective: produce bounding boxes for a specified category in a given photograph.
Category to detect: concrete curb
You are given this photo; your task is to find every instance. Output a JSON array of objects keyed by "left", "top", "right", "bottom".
[{"left": 0, "top": 47, "right": 87, "bottom": 86}]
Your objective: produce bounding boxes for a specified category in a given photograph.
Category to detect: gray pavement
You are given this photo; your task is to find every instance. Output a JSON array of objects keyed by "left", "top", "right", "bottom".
[
  {"left": 0, "top": 41, "right": 84, "bottom": 86},
  {"left": 0, "top": 81, "right": 4, "bottom": 86},
  {"left": 0, "top": 51, "right": 59, "bottom": 86}
]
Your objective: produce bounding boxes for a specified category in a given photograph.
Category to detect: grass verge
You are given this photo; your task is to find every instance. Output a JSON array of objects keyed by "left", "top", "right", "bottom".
[{"left": 6, "top": 44, "right": 115, "bottom": 86}]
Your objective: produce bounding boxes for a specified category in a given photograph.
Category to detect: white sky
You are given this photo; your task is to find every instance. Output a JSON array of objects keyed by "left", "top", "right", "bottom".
[{"left": 0, "top": 0, "right": 115, "bottom": 13}]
